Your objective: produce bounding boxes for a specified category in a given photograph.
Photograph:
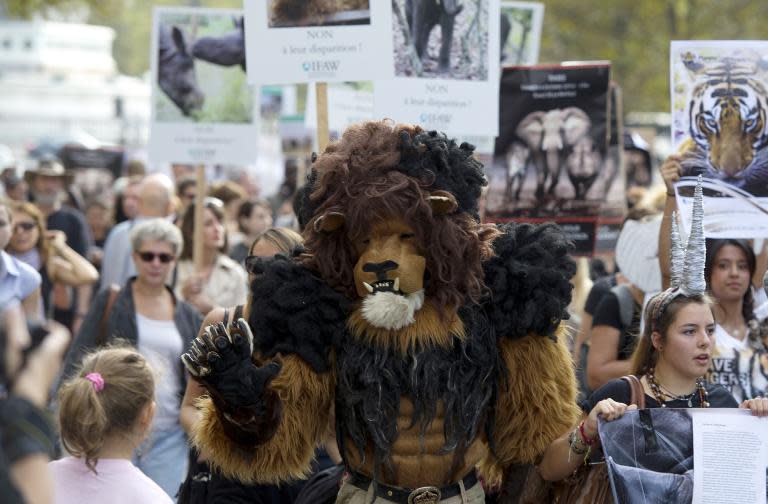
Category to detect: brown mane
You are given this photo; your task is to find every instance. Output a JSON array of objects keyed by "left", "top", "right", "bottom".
[{"left": 303, "top": 120, "right": 498, "bottom": 311}]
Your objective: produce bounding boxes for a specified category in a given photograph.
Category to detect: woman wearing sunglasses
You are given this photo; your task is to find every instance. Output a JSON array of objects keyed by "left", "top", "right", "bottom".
[
  {"left": 60, "top": 218, "right": 203, "bottom": 498},
  {"left": 6, "top": 201, "right": 98, "bottom": 320}
]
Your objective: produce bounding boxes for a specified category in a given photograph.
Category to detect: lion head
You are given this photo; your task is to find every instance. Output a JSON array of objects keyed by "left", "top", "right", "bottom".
[{"left": 300, "top": 121, "right": 498, "bottom": 337}]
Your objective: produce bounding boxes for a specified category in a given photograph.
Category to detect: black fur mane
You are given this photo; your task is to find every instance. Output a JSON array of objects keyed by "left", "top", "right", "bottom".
[{"left": 335, "top": 306, "right": 499, "bottom": 482}]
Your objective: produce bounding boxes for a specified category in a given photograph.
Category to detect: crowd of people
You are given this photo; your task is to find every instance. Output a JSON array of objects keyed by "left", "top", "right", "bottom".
[{"left": 0, "top": 134, "right": 767, "bottom": 504}]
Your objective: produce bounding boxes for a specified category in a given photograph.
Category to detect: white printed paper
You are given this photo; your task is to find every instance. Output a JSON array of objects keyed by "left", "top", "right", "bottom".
[
  {"left": 692, "top": 409, "right": 768, "bottom": 504},
  {"left": 375, "top": 0, "right": 501, "bottom": 136},
  {"left": 244, "top": 1, "right": 392, "bottom": 84},
  {"left": 149, "top": 7, "right": 259, "bottom": 165}
]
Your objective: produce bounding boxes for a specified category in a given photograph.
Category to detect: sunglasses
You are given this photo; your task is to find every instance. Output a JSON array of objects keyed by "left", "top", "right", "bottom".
[
  {"left": 14, "top": 222, "right": 36, "bottom": 232},
  {"left": 137, "top": 251, "right": 174, "bottom": 264}
]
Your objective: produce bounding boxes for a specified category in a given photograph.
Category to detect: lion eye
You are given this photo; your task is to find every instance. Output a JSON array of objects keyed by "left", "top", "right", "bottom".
[
  {"left": 362, "top": 238, "right": 370, "bottom": 245},
  {"left": 400, "top": 233, "right": 415, "bottom": 239}
]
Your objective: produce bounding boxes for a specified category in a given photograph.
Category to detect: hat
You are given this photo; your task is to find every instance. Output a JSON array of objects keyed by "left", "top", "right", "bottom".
[{"left": 23, "top": 159, "right": 74, "bottom": 185}]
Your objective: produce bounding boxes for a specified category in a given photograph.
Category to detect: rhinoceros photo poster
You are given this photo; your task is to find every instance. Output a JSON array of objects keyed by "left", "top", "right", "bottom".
[
  {"left": 671, "top": 41, "right": 768, "bottom": 239},
  {"left": 485, "top": 63, "right": 623, "bottom": 255},
  {"left": 149, "top": 7, "right": 259, "bottom": 165},
  {"left": 500, "top": 1, "right": 544, "bottom": 66},
  {"left": 599, "top": 409, "right": 768, "bottom": 504},
  {"left": 244, "top": 1, "right": 392, "bottom": 84},
  {"left": 374, "top": 0, "right": 501, "bottom": 136}
]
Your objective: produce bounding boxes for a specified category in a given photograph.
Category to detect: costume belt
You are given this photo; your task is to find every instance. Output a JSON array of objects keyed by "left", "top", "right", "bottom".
[{"left": 347, "top": 470, "right": 478, "bottom": 503}]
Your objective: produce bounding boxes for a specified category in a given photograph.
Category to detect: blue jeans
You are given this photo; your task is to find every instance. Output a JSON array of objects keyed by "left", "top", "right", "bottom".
[{"left": 133, "top": 427, "right": 189, "bottom": 498}]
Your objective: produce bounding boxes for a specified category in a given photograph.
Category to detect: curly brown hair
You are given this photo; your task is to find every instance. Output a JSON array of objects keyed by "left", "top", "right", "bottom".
[{"left": 303, "top": 120, "right": 498, "bottom": 311}]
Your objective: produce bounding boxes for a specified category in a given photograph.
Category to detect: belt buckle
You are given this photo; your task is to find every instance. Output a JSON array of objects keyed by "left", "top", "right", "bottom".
[{"left": 407, "top": 486, "right": 441, "bottom": 504}]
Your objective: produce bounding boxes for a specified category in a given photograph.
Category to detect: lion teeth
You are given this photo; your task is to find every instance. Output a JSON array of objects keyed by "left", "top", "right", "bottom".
[
  {"left": 363, "top": 282, "right": 374, "bottom": 293},
  {"left": 393, "top": 277, "right": 400, "bottom": 291}
]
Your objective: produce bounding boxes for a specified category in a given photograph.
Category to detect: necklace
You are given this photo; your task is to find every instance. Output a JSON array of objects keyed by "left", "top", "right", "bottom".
[{"left": 646, "top": 368, "right": 710, "bottom": 408}]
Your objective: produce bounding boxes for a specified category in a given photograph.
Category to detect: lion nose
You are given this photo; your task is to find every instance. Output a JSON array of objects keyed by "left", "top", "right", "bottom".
[{"left": 363, "top": 260, "right": 399, "bottom": 280}]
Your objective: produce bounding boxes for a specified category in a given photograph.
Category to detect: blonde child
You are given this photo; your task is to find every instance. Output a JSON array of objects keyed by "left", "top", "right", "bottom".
[{"left": 50, "top": 347, "right": 172, "bottom": 504}]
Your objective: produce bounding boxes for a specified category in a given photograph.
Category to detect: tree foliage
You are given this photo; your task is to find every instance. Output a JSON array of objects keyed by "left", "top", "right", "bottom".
[{"left": 538, "top": 0, "right": 768, "bottom": 111}]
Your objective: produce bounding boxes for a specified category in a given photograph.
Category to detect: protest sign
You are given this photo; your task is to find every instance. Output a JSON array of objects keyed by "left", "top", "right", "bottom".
[
  {"left": 244, "top": 1, "right": 391, "bottom": 84},
  {"left": 149, "top": 7, "right": 259, "bottom": 165},
  {"left": 600, "top": 408, "right": 768, "bottom": 504},
  {"left": 374, "top": 0, "right": 501, "bottom": 136},
  {"left": 485, "top": 63, "right": 623, "bottom": 255},
  {"left": 671, "top": 41, "right": 768, "bottom": 238},
  {"left": 304, "top": 82, "right": 375, "bottom": 142},
  {"left": 500, "top": 1, "right": 544, "bottom": 65}
]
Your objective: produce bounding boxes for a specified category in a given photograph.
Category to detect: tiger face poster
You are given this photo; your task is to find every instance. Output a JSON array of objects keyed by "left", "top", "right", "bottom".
[
  {"left": 486, "top": 63, "right": 626, "bottom": 256},
  {"left": 671, "top": 41, "right": 768, "bottom": 238}
]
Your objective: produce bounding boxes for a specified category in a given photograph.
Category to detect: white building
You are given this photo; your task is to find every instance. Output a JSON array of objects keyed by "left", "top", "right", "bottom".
[{"left": 0, "top": 20, "right": 150, "bottom": 154}]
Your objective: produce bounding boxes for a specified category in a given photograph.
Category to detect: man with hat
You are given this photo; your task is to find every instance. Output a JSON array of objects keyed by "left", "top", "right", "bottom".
[{"left": 25, "top": 158, "right": 93, "bottom": 331}]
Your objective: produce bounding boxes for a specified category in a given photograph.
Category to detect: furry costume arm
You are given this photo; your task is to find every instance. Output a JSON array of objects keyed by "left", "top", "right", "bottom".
[
  {"left": 182, "top": 256, "right": 348, "bottom": 483},
  {"left": 480, "top": 223, "right": 581, "bottom": 480},
  {"left": 192, "top": 353, "right": 336, "bottom": 484}
]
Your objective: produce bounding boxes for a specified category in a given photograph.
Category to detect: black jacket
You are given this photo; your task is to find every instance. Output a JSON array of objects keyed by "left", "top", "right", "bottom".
[{"left": 60, "top": 278, "right": 203, "bottom": 399}]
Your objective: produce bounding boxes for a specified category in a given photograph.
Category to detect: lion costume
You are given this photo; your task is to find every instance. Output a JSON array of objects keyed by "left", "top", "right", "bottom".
[{"left": 182, "top": 121, "right": 580, "bottom": 502}]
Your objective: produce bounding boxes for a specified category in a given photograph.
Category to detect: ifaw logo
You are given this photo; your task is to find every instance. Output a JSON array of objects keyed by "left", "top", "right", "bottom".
[
  {"left": 419, "top": 112, "right": 452, "bottom": 127},
  {"left": 302, "top": 60, "right": 340, "bottom": 73}
]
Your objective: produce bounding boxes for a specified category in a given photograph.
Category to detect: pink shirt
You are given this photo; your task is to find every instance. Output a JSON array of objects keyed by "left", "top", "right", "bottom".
[{"left": 49, "top": 457, "right": 173, "bottom": 504}]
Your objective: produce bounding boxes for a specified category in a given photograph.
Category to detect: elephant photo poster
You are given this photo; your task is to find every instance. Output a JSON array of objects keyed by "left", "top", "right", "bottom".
[
  {"left": 244, "top": 1, "right": 393, "bottom": 84},
  {"left": 375, "top": 0, "right": 501, "bottom": 136},
  {"left": 485, "top": 63, "right": 623, "bottom": 255},
  {"left": 149, "top": 7, "right": 259, "bottom": 165},
  {"left": 500, "top": 1, "right": 544, "bottom": 65},
  {"left": 670, "top": 41, "right": 768, "bottom": 239}
]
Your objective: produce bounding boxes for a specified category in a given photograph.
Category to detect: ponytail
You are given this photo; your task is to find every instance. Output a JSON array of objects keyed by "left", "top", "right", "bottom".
[{"left": 57, "top": 346, "right": 155, "bottom": 473}]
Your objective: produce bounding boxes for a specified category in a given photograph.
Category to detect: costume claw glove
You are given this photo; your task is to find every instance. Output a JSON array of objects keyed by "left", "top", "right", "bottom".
[{"left": 182, "top": 319, "right": 281, "bottom": 411}]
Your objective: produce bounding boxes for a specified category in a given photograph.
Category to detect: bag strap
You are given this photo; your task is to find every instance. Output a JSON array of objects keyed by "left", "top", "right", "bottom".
[
  {"left": 621, "top": 375, "right": 646, "bottom": 409},
  {"left": 96, "top": 284, "right": 121, "bottom": 347}
]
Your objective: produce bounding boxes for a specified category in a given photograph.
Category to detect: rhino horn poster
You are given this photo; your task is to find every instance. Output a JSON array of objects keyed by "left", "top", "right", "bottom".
[
  {"left": 375, "top": 0, "right": 501, "bottom": 136},
  {"left": 149, "top": 7, "right": 258, "bottom": 165},
  {"left": 671, "top": 41, "right": 768, "bottom": 239},
  {"left": 486, "top": 63, "right": 624, "bottom": 256},
  {"left": 244, "top": 1, "right": 392, "bottom": 84}
]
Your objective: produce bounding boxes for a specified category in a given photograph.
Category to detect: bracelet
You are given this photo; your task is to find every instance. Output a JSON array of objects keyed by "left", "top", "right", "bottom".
[
  {"left": 568, "top": 429, "right": 589, "bottom": 456},
  {"left": 666, "top": 191, "right": 675, "bottom": 197},
  {"left": 578, "top": 420, "right": 597, "bottom": 445}
]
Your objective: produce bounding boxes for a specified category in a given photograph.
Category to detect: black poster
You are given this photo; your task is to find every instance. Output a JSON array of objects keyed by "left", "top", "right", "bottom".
[{"left": 486, "top": 63, "right": 625, "bottom": 256}]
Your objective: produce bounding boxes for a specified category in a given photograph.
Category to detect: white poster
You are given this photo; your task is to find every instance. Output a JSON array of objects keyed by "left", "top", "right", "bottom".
[
  {"left": 375, "top": 0, "right": 501, "bottom": 136},
  {"left": 670, "top": 41, "right": 768, "bottom": 238},
  {"left": 500, "top": 1, "right": 544, "bottom": 65},
  {"left": 244, "top": 1, "right": 392, "bottom": 84},
  {"left": 692, "top": 409, "right": 768, "bottom": 504},
  {"left": 149, "top": 7, "right": 259, "bottom": 165},
  {"left": 304, "top": 82, "right": 375, "bottom": 140}
]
